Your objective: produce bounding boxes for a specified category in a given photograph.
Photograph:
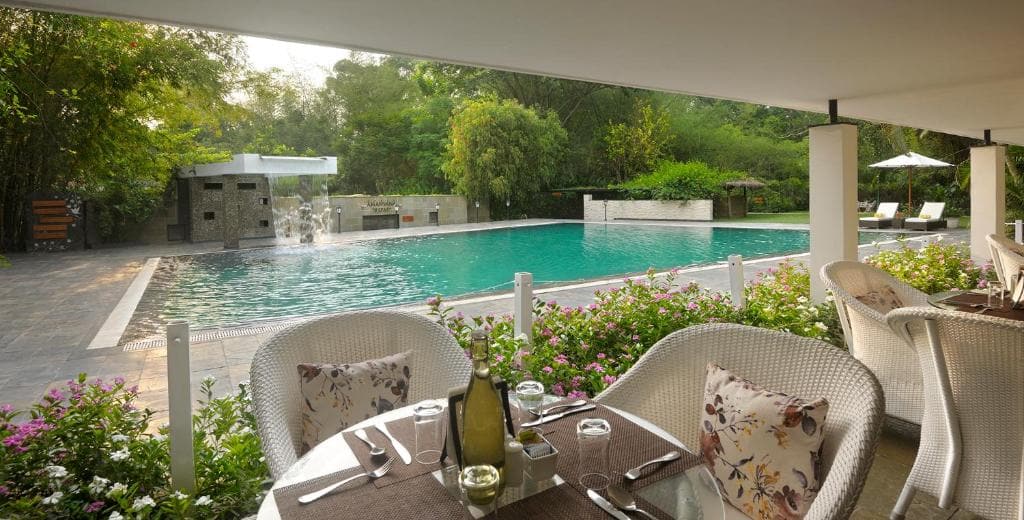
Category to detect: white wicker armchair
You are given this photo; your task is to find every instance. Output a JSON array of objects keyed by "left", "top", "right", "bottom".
[
  {"left": 887, "top": 307, "right": 1024, "bottom": 520},
  {"left": 820, "top": 261, "right": 928, "bottom": 426},
  {"left": 987, "top": 233, "right": 1024, "bottom": 295},
  {"left": 594, "top": 324, "right": 885, "bottom": 520},
  {"left": 250, "top": 310, "right": 472, "bottom": 478}
]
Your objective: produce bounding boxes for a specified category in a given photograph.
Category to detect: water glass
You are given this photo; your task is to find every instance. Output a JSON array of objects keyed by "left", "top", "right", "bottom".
[
  {"left": 576, "top": 417, "right": 611, "bottom": 490},
  {"left": 515, "top": 380, "right": 544, "bottom": 426},
  {"left": 413, "top": 400, "right": 444, "bottom": 464},
  {"left": 460, "top": 464, "right": 501, "bottom": 515},
  {"left": 988, "top": 280, "right": 1005, "bottom": 309}
]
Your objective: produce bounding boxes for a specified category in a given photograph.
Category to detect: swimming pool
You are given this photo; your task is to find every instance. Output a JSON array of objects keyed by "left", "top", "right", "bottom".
[{"left": 139, "top": 223, "right": 897, "bottom": 331}]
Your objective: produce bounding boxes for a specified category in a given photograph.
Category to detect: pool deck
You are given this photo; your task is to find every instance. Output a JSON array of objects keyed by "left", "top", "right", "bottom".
[{"left": 0, "top": 219, "right": 973, "bottom": 519}]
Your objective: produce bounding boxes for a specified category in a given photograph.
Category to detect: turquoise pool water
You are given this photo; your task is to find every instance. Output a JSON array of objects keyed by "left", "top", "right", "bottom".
[{"left": 151, "top": 223, "right": 896, "bottom": 329}]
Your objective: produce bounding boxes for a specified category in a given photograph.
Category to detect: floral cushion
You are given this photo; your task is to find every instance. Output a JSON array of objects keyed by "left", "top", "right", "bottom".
[
  {"left": 700, "top": 363, "right": 829, "bottom": 520},
  {"left": 855, "top": 285, "right": 904, "bottom": 314},
  {"left": 297, "top": 351, "right": 412, "bottom": 453}
]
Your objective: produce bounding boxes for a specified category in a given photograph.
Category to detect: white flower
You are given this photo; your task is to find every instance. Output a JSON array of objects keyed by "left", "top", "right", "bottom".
[
  {"left": 171, "top": 491, "right": 187, "bottom": 500},
  {"left": 195, "top": 495, "right": 213, "bottom": 507},
  {"left": 106, "top": 482, "right": 128, "bottom": 498},
  {"left": 108, "top": 512, "right": 124, "bottom": 520},
  {"left": 110, "top": 447, "right": 130, "bottom": 462},
  {"left": 935, "top": 235, "right": 944, "bottom": 242},
  {"left": 202, "top": 375, "right": 216, "bottom": 385},
  {"left": 796, "top": 296, "right": 808, "bottom": 304},
  {"left": 131, "top": 495, "right": 156, "bottom": 511},
  {"left": 150, "top": 433, "right": 166, "bottom": 442},
  {"left": 814, "top": 322, "right": 829, "bottom": 331},
  {"left": 110, "top": 434, "right": 129, "bottom": 443},
  {"left": 41, "top": 491, "right": 63, "bottom": 505},
  {"left": 44, "top": 465, "right": 68, "bottom": 479},
  {"left": 89, "top": 476, "right": 110, "bottom": 495}
]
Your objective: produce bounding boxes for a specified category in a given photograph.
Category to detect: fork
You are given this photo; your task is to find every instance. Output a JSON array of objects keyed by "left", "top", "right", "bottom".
[{"left": 298, "top": 458, "right": 394, "bottom": 504}]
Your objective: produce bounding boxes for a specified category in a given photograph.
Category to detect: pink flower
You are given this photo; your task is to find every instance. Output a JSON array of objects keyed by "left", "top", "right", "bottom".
[
  {"left": 46, "top": 388, "right": 64, "bottom": 401},
  {"left": 606, "top": 323, "right": 617, "bottom": 331},
  {"left": 494, "top": 354, "right": 505, "bottom": 363},
  {"left": 542, "top": 366, "right": 553, "bottom": 374},
  {"left": 586, "top": 362, "right": 605, "bottom": 373},
  {"left": 552, "top": 383, "right": 565, "bottom": 396},
  {"left": 541, "top": 328, "right": 553, "bottom": 338},
  {"left": 587, "top": 303, "right": 598, "bottom": 311},
  {"left": 596, "top": 353, "right": 606, "bottom": 359},
  {"left": 571, "top": 376, "right": 583, "bottom": 388},
  {"left": 686, "top": 301, "right": 699, "bottom": 311},
  {"left": 603, "top": 375, "right": 617, "bottom": 385},
  {"left": 658, "top": 307, "right": 668, "bottom": 315},
  {"left": 579, "top": 342, "right": 589, "bottom": 350},
  {"left": 548, "top": 336, "right": 560, "bottom": 347},
  {"left": 0, "top": 404, "right": 12, "bottom": 414},
  {"left": 568, "top": 390, "right": 588, "bottom": 399},
  {"left": 113, "top": 376, "right": 125, "bottom": 385},
  {"left": 426, "top": 296, "right": 440, "bottom": 306},
  {"left": 546, "top": 300, "right": 557, "bottom": 308},
  {"left": 553, "top": 354, "right": 568, "bottom": 365},
  {"left": 632, "top": 335, "right": 640, "bottom": 341},
  {"left": 84, "top": 501, "right": 104, "bottom": 513},
  {"left": 0, "top": 485, "right": 8, "bottom": 496}
]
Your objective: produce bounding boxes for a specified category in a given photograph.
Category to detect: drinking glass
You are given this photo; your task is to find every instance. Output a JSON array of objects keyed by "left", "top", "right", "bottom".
[
  {"left": 515, "top": 380, "right": 544, "bottom": 427},
  {"left": 576, "top": 417, "right": 611, "bottom": 490},
  {"left": 460, "top": 464, "right": 501, "bottom": 516},
  {"left": 988, "top": 280, "right": 1005, "bottom": 309},
  {"left": 413, "top": 400, "right": 444, "bottom": 464}
]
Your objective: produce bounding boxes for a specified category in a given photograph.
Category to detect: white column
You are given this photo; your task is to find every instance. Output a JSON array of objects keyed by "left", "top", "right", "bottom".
[
  {"left": 166, "top": 320, "right": 195, "bottom": 493},
  {"left": 969, "top": 145, "right": 1006, "bottom": 259},
  {"left": 809, "top": 123, "right": 858, "bottom": 303},
  {"left": 513, "top": 272, "right": 533, "bottom": 346}
]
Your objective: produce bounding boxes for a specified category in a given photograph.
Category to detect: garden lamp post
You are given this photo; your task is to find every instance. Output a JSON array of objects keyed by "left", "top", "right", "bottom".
[
  {"left": 394, "top": 203, "right": 401, "bottom": 229},
  {"left": 475, "top": 200, "right": 480, "bottom": 222},
  {"left": 435, "top": 202, "right": 441, "bottom": 225},
  {"left": 506, "top": 199, "right": 511, "bottom": 220}
]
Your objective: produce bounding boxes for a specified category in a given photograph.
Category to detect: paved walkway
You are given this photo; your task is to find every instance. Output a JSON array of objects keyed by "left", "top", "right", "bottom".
[{"left": 0, "top": 219, "right": 972, "bottom": 518}]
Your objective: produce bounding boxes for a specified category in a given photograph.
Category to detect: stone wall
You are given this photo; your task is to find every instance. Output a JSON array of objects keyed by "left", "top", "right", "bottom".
[
  {"left": 189, "top": 175, "right": 274, "bottom": 242},
  {"left": 328, "top": 195, "right": 486, "bottom": 232},
  {"left": 582, "top": 194, "right": 712, "bottom": 221}
]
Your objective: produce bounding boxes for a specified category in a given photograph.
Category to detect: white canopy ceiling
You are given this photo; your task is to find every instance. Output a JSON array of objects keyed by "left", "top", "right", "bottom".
[{"left": 6, "top": 0, "right": 1024, "bottom": 145}]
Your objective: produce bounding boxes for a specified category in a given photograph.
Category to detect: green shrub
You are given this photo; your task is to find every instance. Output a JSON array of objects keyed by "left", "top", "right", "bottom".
[
  {"left": 0, "top": 375, "right": 268, "bottom": 519},
  {"left": 865, "top": 239, "right": 991, "bottom": 294},
  {"left": 616, "top": 160, "right": 744, "bottom": 201},
  {"left": 429, "top": 260, "right": 840, "bottom": 398}
]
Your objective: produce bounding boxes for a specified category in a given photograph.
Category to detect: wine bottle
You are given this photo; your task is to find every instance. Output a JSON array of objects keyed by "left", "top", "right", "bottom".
[{"left": 461, "top": 329, "right": 506, "bottom": 491}]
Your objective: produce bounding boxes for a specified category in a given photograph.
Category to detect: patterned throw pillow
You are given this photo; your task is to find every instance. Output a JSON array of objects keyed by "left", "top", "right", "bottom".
[
  {"left": 855, "top": 285, "right": 904, "bottom": 314},
  {"left": 700, "top": 363, "right": 829, "bottom": 520},
  {"left": 297, "top": 351, "right": 412, "bottom": 453}
]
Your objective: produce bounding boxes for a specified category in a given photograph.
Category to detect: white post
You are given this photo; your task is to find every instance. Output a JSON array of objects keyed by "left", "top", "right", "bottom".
[
  {"left": 809, "top": 123, "right": 859, "bottom": 303},
  {"left": 514, "top": 272, "right": 533, "bottom": 347},
  {"left": 1015, "top": 219, "right": 1022, "bottom": 244},
  {"left": 969, "top": 145, "right": 1006, "bottom": 259},
  {"left": 166, "top": 320, "right": 195, "bottom": 493},
  {"left": 728, "top": 255, "right": 745, "bottom": 309}
]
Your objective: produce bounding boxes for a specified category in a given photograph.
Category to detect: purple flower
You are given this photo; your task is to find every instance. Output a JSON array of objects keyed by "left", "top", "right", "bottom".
[
  {"left": 46, "top": 388, "right": 64, "bottom": 401},
  {"left": 494, "top": 354, "right": 505, "bottom": 363},
  {"left": 548, "top": 336, "right": 560, "bottom": 347},
  {"left": 542, "top": 366, "right": 553, "bottom": 374},
  {"left": 605, "top": 323, "right": 616, "bottom": 331},
  {"left": 686, "top": 301, "right": 699, "bottom": 311},
  {"left": 632, "top": 335, "right": 640, "bottom": 341},
  {"left": 546, "top": 300, "right": 557, "bottom": 308},
  {"left": 553, "top": 354, "right": 568, "bottom": 365},
  {"left": 586, "top": 362, "right": 605, "bottom": 373},
  {"left": 570, "top": 376, "right": 584, "bottom": 388},
  {"left": 84, "top": 501, "right": 104, "bottom": 513},
  {"left": 596, "top": 353, "right": 606, "bottom": 359},
  {"left": 568, "top": 390, "right": 588, "bottom": 399},
  {"left": 658, "top": 307, "right": 668, "bottom": 315},
  {"left": 587, "top": 303, "right": 598, "bottom": 311},
  {"left": 0, "top": 485, "right": 8, "bottom": 496},
  {"left": 603, "top": 375, "right": 617, "bottom": 385},
  {"left": 113, "top": 376, "right": 125, "bottom": 386},
  {"left": 426, "top": 296, "right": 440, "bottom": 306},
  {"left": 551, "top": 383, "right": 566, "bottom": 396},
  {"left": 0, "top": 404, "right": 12, "bottom": 414}
]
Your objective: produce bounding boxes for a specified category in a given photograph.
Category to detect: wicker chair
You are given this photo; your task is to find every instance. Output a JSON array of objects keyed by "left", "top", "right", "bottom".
[
  {"left": 250, "top": 310, "right": 472, "bottom": 478},
  {"left": 987, "top": 233, "right": 1024, "bottom": 295},
  {"left": 887, "top": 307, "right": 1024, "bottom": 520},
  {"left": 595, "top": 324, "right": 885, "bottom": 520},
  {"left": 820, "top": 261, "right": 928, "bottom": 426}
]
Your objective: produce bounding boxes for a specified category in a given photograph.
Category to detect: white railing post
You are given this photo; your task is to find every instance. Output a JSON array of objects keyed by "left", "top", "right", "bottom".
[
  {"left": 514, "top": 272, "right": 534, "bottom": 347},
  {"left": 166, "top": 320, "right": 195, "bottom": 493},
  {"left": 728, "top": 255, "right": 745, "bottom": 309},
  {"left": 1015, "top": 219, "right": 1022, "bottom": 244}
]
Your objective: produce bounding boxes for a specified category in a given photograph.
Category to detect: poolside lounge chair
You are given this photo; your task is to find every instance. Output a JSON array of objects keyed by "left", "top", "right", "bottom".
[
  {"left": 904, "top": 202, "right": 946, "bottom": 230},
  {"left": 859, "top": 202, "right": 899, "bottom": 229},
  {"left": 596, "top": 324, "right": 884, "bottom": 520},
  {"left": 250, "top": 310, "right": 472, "bottom": 478}
]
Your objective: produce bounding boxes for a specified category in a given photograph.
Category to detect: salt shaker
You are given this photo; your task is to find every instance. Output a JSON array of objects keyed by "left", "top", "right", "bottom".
[{"left": 504, "top": 439, "right": 524, "bottom": 487}]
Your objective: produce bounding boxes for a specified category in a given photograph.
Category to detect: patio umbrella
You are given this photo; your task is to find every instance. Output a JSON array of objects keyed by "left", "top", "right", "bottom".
[{"left": 868, "top": 151, "right": 952, "bottom": 207}]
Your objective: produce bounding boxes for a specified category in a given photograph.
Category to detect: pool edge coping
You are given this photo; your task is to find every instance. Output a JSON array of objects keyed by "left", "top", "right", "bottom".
[{"left": 88, "top": 257, "right": 161, "bottom": 349}]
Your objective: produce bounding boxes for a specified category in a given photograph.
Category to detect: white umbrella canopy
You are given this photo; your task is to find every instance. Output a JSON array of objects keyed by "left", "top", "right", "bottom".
[{"left": 868, "top": 151, "right": 953, "bottom": 207}]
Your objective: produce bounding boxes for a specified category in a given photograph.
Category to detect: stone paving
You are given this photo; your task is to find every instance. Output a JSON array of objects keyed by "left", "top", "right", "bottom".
[{"left": 0, "top": 220, "right": 974, "bottom": 517}]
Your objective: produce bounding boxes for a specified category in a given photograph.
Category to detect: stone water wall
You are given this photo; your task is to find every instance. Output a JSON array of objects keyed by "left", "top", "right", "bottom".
[
  {"left": 582, "top": 194, "right": 713, "bottom": 221},
  {"left": 189, "top": 175, "right": 274, "bottom": 242},
  {"left": 327, "top": 195, "right": 484, "bottom": 232}
]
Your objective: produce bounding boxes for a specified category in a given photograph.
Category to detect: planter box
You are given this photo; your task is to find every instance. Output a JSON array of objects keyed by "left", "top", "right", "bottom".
[{"left": 582, "top": 195, "right": 713, "bottom": 221}]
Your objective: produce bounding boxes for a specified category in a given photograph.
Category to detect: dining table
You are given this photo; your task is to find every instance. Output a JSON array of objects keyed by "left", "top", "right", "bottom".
[
  {"left": 256, "top": 398, "right": 724, "bottom": 519},
  {"left": 928, "top": 288, "right": 1024, "bottom": 320}
]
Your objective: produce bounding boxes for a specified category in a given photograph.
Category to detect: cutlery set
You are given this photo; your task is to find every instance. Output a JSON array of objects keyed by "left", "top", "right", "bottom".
[{"left": 299, "top": 403, "right": 680, "bottom": 518}]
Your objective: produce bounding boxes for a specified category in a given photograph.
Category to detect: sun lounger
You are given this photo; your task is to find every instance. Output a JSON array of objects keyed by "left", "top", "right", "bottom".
[
  {"left": 904, "top": 202, "right": 946, "bottom": 230},
  {"left": 859, "top": 202, "right": 899, "bottom": 229}
]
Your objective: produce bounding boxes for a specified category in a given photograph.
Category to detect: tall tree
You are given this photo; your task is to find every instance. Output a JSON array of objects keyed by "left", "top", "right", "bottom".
[
  {"left": 443, "top": 98, "right": 566, "bottom": 204},
  {"left": 602, "top": 100, "right": 671, "bottom": 183}
]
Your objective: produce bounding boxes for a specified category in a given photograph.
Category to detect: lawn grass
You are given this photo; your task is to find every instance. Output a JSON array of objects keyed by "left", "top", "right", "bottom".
[{"left": 717, "top": 212, "right": 811, "bottom": 224}]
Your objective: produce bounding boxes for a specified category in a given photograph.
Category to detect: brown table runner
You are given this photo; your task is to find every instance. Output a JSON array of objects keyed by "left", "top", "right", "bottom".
[
  {"left": 342, "top": 415, "right": 445, "bottom": 487},
  {"left": 938, "top": 291, "right": 1024, "bottom": 321},
  {"left": 276, "top": 402, "right": 703, "bottom": 520}
]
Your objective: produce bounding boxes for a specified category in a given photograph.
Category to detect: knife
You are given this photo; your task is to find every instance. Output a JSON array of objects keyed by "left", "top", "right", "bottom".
[
  {"left": 520, "top": 403, "right": 596, "bottom": 427},
  {"left": 587, "top": 489, "right": 631, "bottom": 520},
  {"left": 375, "top": 422, "right": 412, "bottom": 465}
]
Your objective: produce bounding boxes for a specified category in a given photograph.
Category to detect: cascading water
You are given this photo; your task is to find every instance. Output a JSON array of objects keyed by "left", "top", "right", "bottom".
[{"left": 266, "top": 174, "right": 332, "bottom": 244}]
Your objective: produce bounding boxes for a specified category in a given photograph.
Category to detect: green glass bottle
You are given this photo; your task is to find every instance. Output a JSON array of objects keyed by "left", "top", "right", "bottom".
[{"left": 460, "top": 329, "right": 506, "bottom": 492}]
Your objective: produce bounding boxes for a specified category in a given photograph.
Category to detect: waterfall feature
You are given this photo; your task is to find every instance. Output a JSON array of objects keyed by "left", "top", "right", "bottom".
[{"left": 267, "top": 174, "right": 331, "bottom": 244}]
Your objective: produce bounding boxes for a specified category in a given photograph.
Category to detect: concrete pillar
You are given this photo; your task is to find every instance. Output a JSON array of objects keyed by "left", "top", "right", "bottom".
[
  {"left": 969, "top": 145, "right": 1006, "bottom": 260},
  {"left": 222, "top": 176, "right": 240, "bottom": 249},
  {"left": 809, "top": 123, "right": 858, "bottom": 303}
]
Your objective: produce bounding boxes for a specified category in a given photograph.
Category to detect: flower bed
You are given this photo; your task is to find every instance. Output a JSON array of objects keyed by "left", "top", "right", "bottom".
[
  {"left": 0, "top": 375, "right": 267, "bottom": 519},
  {"left": 430, "top": 260, "right": 840, "bottom": 397},
  {"left": 865, "top": 238, "right": 990, "bottom": 293}
]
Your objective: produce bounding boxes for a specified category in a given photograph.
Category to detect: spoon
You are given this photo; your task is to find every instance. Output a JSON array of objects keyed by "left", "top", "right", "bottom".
[
  {"left": 354, "top": 428, "right": 386, "bottom": 457},
  {"left": 624, "top": 450, "right": 681, "bottom": 480},
  {"left": 529, "top": 399, "right": 588, "bottom": 417},
  {"left": 607, "top": 484, "right": 658, "bottom": 520}
]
